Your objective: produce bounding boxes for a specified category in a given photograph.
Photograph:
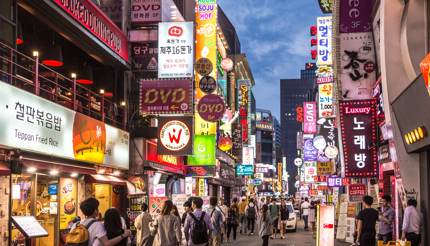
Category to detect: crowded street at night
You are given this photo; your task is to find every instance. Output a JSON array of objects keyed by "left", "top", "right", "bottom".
[{"left": 0, "top": 0, "right": 427, "bottom": 246}]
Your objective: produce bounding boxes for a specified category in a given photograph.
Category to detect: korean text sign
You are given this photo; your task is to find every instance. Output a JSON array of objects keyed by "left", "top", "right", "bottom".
[
  {"left": 339, "top": 100, "right": 378, "bottom": 177},
  {"left": 317, "top": 16, "right": 333, "bottom": 66},
  {"left": 304, "top": 102, "right": 317, "bottom": 134},
  {"left": 131, "top": 0, "right": 161, "bottom": 23},
  {"left": 348, "top": 184, "right": 367, "bottom": 202},
  {"left": 303, "top": 134, "right": 318, "bottom": 162},
  {"left": 0, "top": 81, "right": 129, "bottom": 169},
  {"left": 318, "top": 83, "right": 334, "bottom": 118},
  {"left": 158, "top": 22, "right": 194, "bottom": 78},
  {"left": 340, "top": 0, "right": 373, "bottom": 33}
]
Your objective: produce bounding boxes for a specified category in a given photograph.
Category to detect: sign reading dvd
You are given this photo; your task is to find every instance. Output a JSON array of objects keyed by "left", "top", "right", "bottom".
[
  {"left": 158, "top": 22, "right": 194, "bottom": 78},
  {"left": 157, "top": 117, "right": 193, "bottom": 155},
  {"left": 197, "top": 94, "right": 226, "bottom": 122}
]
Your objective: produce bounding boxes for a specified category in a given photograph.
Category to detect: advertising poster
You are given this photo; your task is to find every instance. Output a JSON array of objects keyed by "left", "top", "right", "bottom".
[
  {"left": 339, "top": 100, "right": 378, "bottom": 177},
  {"left": 340, "top": 0, "right": 373, "bottom": 33},
  {"left": 187, "top": 135, "right": 216, "bottom": 165},
  {"left": 340, "top": 33, "right": 376, "bottom": 100},
  {"left": 131, "top": 0, "right": 161, "bottom": 23},
  {"left": 348, "top": 184, "right": 367, "bottom": 202},
  {"left": 0, "top": 81, "right": 129, "bottom": 169},
  {"left": 317, "top": 205, "right": 335, "bottom": 246},
  {"left": 158, "top": 22, "right": 194, "bottom": 78},
  {"left": 149, "top": 197, "right": 168, "bottom": 216},
  {"left": 140, "top": 79, "right": 193, "bottom": 114},
  {"left": 242, "top": 147, "right": 255, "bottom": 165},
  {"left": 132, "top": 42, "right": 158, "bottom": 71},
  {"left": 304, "top": 102, "right": 317, "bottom": 134},
  {"left": 157, "top": 117, "right": 193, "bottom": 155},
  {"left": 317, "top": 16, "right": 332, "bottom": 66},
  {"left": 303, "top": 135, "right": 318, "bottom": 161},
  {"left": 318, "top": 83, "right": 334, "bottom": 118},
  {"left": 59, "top": 178, "right": 77, "bottom": 229}
]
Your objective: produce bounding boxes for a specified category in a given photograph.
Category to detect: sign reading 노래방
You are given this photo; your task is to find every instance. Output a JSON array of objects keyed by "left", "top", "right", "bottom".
[
  {"left": 131, "top": 0, "right": 161, "bottom": 23},
  {"left": 0, "top": 81, "right": 129, "bottom": 169},
  {"left": 339, "top": 100, "right": 378, "bottom": 177},
  {"left": 317, "top": 16, "right": 332, "bottom": 66},
  {"left": 157, "top": 117, "right": 193, "bottom": 156},
  {"left": 140, "top": 79, "right": 193, "bottom": 114},
  {"left": 158, "top": 22, "right": 194, "bottom": 78},
  {"left": 52, "top": 0, "right": 129, "bottom": 63}
]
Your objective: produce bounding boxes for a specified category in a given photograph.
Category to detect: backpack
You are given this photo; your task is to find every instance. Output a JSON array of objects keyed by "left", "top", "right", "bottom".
[
  {"left": 189, "top": 212, "right": 209, "bottom": 245},
  {"left": 65, "top": 219, "right": 97, "bottom": 246},
  {"left": 227, "top": 208, "right": 238, "bottom": 225},
  {"left": 246, "top": 205, "right": 256, "bottom": 219},
  {"left": 280, "top": 206, "right": 290, "bottom": 221}
]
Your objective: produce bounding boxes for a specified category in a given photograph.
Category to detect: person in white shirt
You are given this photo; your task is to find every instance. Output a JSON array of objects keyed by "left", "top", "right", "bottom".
[
  {"left": 219, "top": 198, "right": 229, "bottom": 243},
  {"left": 301, "top": 197, "right": 310, "bottom": 230},
  {"left": 135, "top": 203, "right": 153, "bottom": 246},
  {"left": 401, "top": 199, "right": 422, "bottom": 246},
  {"left": 72, "top": 197, "right": 131, "bottom": 246}
]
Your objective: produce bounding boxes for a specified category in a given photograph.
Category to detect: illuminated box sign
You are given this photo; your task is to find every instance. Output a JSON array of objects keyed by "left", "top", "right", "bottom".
[
  {"left": 256, "top": 123, "right": 273, "bottom": 131},
  {"left": 327, "top": 176, "right": 349, "bottom": 187},
  {"left": 242, "top": 147, "right": 255, "bottom": 166},
  {"left": 157, "top": 117, "right": 193, "bottom": 156},
  {"left": 185, "top": 166, "right": 215, "bottom": 177},
  {"left": 318, "top": 83, "right": 334, "bottom": 118},
  {"left": 236, "top": 164, "right": 254, "bottom": 176},
  {"left": 131, "top": 0, "right": 161, "bottom": 23},
  {"left": 339, "top": 100, "right": 378, "bottom": 177},
  {"left": 132, "top": 42, "right": 158, "bottom": 71},
  {"left": 52, "top": 0, "right": 129, "bottom": 62},
  {"left": 303, "top": 102, "right": 317, "bottom": 134},
  {"left": 187, "top": 135, "right": 216, "bottom": 166},
  {"left": 339, "top": 0, "right": 374, "bottom": 33},
  {"left": 0, "top": 81, "right": 129, "bottom": 169},
  {"left": 303, "top": 135, "right": 318, "bottom": 162},
  {"left": 317, "top": 205, "right": 335, "bottom": 246},
  {"left": 316, "top": 16, "right": 333, "bottom": 66},
  {"left": 317, "top": 0, "right": 333, "bottom": 14},
  {"left": 146, "top": 140, "right": 185, "bottom": 175},
  {"left": 348, "top": 184, "right": 367, "bottom": 202}
]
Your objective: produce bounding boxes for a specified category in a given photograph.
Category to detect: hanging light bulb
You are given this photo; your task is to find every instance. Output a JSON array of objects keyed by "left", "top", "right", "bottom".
[
  {"left": 76, "top": 63, "right": 94, "bottom": 85},
  {"left": 16, "top": 22, "right": 24, "bottom": 45},
  {"left": 42, "top": 44, "right": 64, "bottom": 67}
]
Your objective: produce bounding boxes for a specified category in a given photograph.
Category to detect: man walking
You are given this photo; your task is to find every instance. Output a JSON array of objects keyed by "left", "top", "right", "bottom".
[
  {"left": 378, "top": 195, "right": 395, "bottom": 244},
  {"left": 238, "top": 197, "right": 248, "bottom": 234},
  {"left": 218, "top": 198, "right": 229, "bottom": 243},
  {"left": 402, "top": 198, "right": 422, "bottom": 246},
  {"left": 301, "top": 197, "right": 310, "bottom": 230},
  {"left": 184, "top": 197, "right": 213, "bottom": 246},
  {"left": 206, "top": 197, "right": 224, "bottom": 246},
  {"left": 268, "top": 198, "right": 279, "bottom": 239},
  {"left": 245, "top": 198, "right": 258, "bottom": 235},
  {"left": 134, "top": 203, "right": 153, "bottom": 246},
  {"left": 356, "top": 196, "right": 379, "bottom": 246}
]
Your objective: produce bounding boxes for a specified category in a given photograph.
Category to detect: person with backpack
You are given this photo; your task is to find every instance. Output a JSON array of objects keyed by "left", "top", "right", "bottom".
[
  {"left": 268, "top": 198, "right": 279, "bottom": 239},
  {"left": 151, "top": 200, "right": 182, "bottom": 246},
  {"left": 66, "top": 197, "right": 131, "bottom": 246},
  {"left": 245, "top": 198, "right": 257, "bottom": 235},
  {"left": 184, "top": 197, "right": 213, "bottom": 246},
  {"left": 104, "top": 208, "right": 128, "bottom": 246},
  {"left": 206, "top": 196, "right": 224, "bottom": 246},
  {"left": 278, "top": 199, "right": 290, "bottom": 239},
  {"left": 134, "top": 203, "right": 153, "bottom": 246},
  {"left": 218, "top": 198, "right": 229, "bottom": 243},
  {"left": 226, "top": 203, "right": 239, "bottom": 242}
]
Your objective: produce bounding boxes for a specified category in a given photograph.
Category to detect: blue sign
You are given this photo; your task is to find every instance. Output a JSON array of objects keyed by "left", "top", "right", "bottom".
[
  {"left": 253, "top": 179, "right": 262, "bottom": 186},
  {"left": 48, "top": 184, "right": 58, "bottom": 195},
  {"left": 236, "top": 164, "right": 254, "bottom": 176},
  {"left": 303, "top": 138, "right": 318, "bottom": 161}
]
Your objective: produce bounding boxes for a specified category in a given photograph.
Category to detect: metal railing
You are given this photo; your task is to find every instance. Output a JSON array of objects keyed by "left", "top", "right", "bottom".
[{"left": 0, "top": 41, "right": 127, "bottom": 129}]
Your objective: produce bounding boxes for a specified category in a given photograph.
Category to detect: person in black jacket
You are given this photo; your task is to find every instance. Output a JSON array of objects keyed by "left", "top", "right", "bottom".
[
  {"left": 104, "top": 208, "right": 128, "bottom": 246},
  {"left": 181, "top": 200, "right": 192, "bottom": 226}
]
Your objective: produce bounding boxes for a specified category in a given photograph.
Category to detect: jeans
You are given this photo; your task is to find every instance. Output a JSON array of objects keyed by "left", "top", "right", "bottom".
[
  {"left": 227, "top": 223, "right": 238, "bottom": 240},
  {"left": 209, "top": 234, "right": 221, "bottom": 246},
  {"left": 239, "top": 214, "right": 247, "bottom": 233},
  {"left": 378, "top": 233, "right": 393, "bottom": 244},
  {"left": 406, "top": 232, "right": 421, "bottom": 246},
  {"left": 247, "top": 218, "right": 255, "bottom": 233},
  {"left": 262, "top": 235, "right": 269, "bottom": 246},
  {"left": 303, "top": 215, "right": 309, "bottom": 229}
]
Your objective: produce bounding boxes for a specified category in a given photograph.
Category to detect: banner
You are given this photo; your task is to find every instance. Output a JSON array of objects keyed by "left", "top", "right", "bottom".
[
  {"left": 187, "top": 135, "right": 216, "bottom": 166},
  {"left": 340, "top": 0, "right": 373, "bottom": 33},
  {"left": 140, "top": 79, "right": 193, "bottom": 114},
  {"left": 131, "top": 0, "right": 162, "bottom": 23},
  {"left": 0, "top": 81, "right": 129, "bottom": 169},
  {"left": 318, "top": 83, "right": 334, "bottom": 118},
  {"left": 304, "top": 102, "right": 317, "bottom": 134},
  {"left": 317, "top": 16, "right": 332, "bottom": 66},
  {"left": 132, "top": 42, "right": 158, "bottom": 71},
  {"left": 157, "top": 117, "right": 193, "bottom": 155},
  {"left": 158, "top": 22, "right": 194, "bottom": 78},
  {"left": 340, "top": 33, "right": 376, "bottom": 100},
  {"left": 339, "top": 100, "right": 378, "bottom": 177}
]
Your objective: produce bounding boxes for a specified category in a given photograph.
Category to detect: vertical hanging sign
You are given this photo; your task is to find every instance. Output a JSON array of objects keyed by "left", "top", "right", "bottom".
[{"left": 303, "top": 102, "right": 317, "bottom": 134}]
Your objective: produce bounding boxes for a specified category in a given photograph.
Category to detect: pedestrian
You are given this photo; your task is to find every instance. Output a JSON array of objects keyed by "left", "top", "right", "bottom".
[
  {"left": 181, "top": 200, "right": 193, "bottom": 226},
  {"left": 206, "top": 196, "right": 224, "bottom": 246},
  {"left": 356, "top": 195, "right": 379, "bottom": 246},
  {"left": 218, "top": 198, "right": 229, "bottom": 243},
  {"left": 278, "top": 199, "right": 289, "bottom": 239},
  {"left": 67, "top": 197, "right": 131, "bottom": 246},
  {"left": 104, "top": 208, "right": 128, "bottom": 246},
  {"left": 245, "top": 198, "right": 257, "bottom": 235},
  {"left": 226, "top": 202, "right": 239, "bottom": 242},
  {"left": 152, "top": 200, "right": 182, "bottom": 246},
  {"left": 238, "top": 196, "right": 248, "bottom": 234},
  {"left": 401, "top": 198, "right": 422, "bottom": 246},
  {"left": 258, "top": 204, "right": 272, "bottom": 246},
  {"left": 378, "top": 195, "right": 395, "bottom": 244},
  {"left": 184, "top": 197, "right": 213, "bottom": 246},
  {"left": 309, "top": 201, "right": 317, "bottom": 238},
  {"left": 268, "top": 198, "right": 279, "bottom": 239},
  {"left": 301, "top": 197, "right": 310, "bottom": 230},
  {"left": 135, "top": 203, "right": 153, "bottom": 246},
  {"left": 172, "top": 205, "right": 181, "bottom": 219}
]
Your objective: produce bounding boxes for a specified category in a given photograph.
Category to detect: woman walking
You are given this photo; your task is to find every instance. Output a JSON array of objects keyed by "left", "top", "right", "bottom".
[
  {"left": 258, "top": 204, "right": 272, "bottom": 246},
  {"left": 226, "top": 203, "right": 240, "bottom": 242},
  {"left": 152, "top": 200, "right": 182, "bottom": 246},
  {"left": 104, "top": 208, "right": 128, "bottom": 246}
]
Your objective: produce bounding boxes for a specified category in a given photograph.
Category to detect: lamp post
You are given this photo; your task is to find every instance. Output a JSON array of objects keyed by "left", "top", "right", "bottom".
[
  {"left": 32, "top": 50, "right": 39, "bottom": 95},
  {"left": 71, "top": 73, "right": 77, "bottom": 111},
  {"left": 100, "top": 89, "right": 105, "bottom": 122}
]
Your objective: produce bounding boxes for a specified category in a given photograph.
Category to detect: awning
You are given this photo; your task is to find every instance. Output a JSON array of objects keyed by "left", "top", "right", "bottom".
[
  {"left": 88, "top": 174, "right": 126, "bottom": 185},
  {"left": 0, "top": 162, "right": 10, "bottom": 175},
  {"left": 21, "top": 156, "right": 96, "bottom": 175}
]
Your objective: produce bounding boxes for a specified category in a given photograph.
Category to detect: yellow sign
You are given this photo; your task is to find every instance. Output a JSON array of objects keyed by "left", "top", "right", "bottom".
[
  {"left": 195, "top": 113, "right": 217, "bottom": 135},
  {"left": 317, "top": 162, "right": 334, "bottom": 176},
  {"left": 198, "top": 178, "right": 205, "bottom": 196},
  {"left": 277, "top": 163, "right": 283, "bottom": 192},
  {"left": 59, "top": 178, "right": 77, "bottom": 229},
  {"left": 95, "top": 183, "right": 111, "bottom": 217}
]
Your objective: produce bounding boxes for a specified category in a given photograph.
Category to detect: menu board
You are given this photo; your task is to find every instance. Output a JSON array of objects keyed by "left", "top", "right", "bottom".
[{"left": 12, "top": 216, "right": 48, "bottom": 238}]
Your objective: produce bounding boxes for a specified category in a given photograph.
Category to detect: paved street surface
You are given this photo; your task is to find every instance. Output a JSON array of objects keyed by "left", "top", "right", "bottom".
[{"left": 225, "top": 220, "right": 351, "bottom": 246}]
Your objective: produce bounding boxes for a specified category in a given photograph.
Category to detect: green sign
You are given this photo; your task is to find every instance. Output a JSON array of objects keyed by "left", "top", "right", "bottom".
[{"left": 187, "top": 135, "right": 216, "bottom": 166}]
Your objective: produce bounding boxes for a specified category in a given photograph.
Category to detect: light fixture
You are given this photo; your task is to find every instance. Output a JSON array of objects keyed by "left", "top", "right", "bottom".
[
  {"left": 70, "top": 172, "right": 78, "bottom": 178},
  {"left": 27, "top": 167, "right": 37, "bottom": 173},
  {"left": 76, "top": 64, "right": 94, "bottom": 85},
  {"left": 112, "top": 170, "right": 120, "bottom": 176},
  {"left": 16, "top": 22, "right": 23, "bottom": 45},
  {"left": 404, "top": 126, "right": 428, "bottom": 145},
  {"left": 71, "top": 73, "right": 77, "bottom": 79},
  {"left": 104, "top": 91, "right": 113, "bottom": 97},
  {"left": 99, "top": 89, "right": 105, "bottom": 95},
  {"left": 42, "top": 44, "right": 64, "bottom": 67},
  {"left": 32, "top": 50, "right": 39, "bottom": 57},
  {"left": 50, "top": 169, "right": 59, "bottom": 176},
  {"left": 120, "top": 101, "right": 126, "bottom": 106},
  {"left": 97, "top": 168, "right": 105, "bottom": 174}
]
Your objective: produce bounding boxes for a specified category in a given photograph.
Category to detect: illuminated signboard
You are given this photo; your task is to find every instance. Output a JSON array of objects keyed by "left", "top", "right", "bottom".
[
  {"left": 236, "top": 164, "right": 253, "bottom": 176},
  {"left": 327, "top": 176, "right": 350, "bottom": 187},
  {"left": 318, "top": 83, "right": 334, "bottom": 118},
  {"left": 304, "top": 102, "right": 317, "bottom": 134},
  {"left": 317, "top": 16, "right": 333, "bottom": 66},
  {"left": 317, "top": 205, "right": 335, "bottom": 246},
  {"left": 187, "top": 135, "right": 216, "bottom": 166}
]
